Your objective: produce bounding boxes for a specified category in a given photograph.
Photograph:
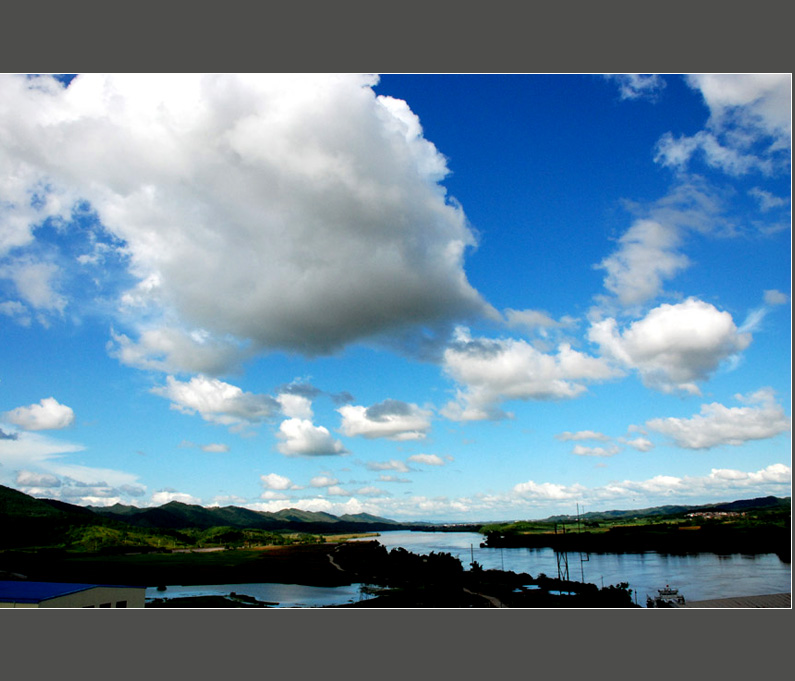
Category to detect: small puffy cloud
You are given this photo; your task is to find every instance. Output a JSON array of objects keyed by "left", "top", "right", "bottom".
[
  {"left": 556, "top": 430, "right": 610, "bottom": 442},
  {"left": 365, "top": 459, "right": 410, "bottom": 473},
  {"left": 442, "top": 327, "right": 618, "bottom": 421},
  {"left": 261, "top": 473, "right": 295, "bottom": 490},
  {"left": 589, "top": 298, "right": 751, "bottom": 394},
  {"left": 276, "top": 418, "right": 346, "bottom": 457},
  {"left": 621, "top": 437, "right": 654, "bottom": 452},
  {"left": 407, "top": 453, "right": 446, "bottom": 466},
  {"left": 338, "top": 399, "right": 432, "bottom": 441},
  {"left": 513, "top": 480, "right": 588, "bottom": 500},
  {"left": 655, "top": 74, "right": 791, "bottom": 175},
  {"left": 572, "top": 444, "right": 620, "bottom": 457},
  {"left": 4, "top": 397, "right": 75, "bottom": 431},
  {"left": 646, "top": 387, "right": 791, "bottom": 450},
  {"left": 763, "top": 289, "right": 789, "bottom": 306},
  {"left": 201, "top": 443, "right": 229, "bottom": 453},
  {"left": 605, "top": 74, "right": 666, "bottom": 101},
  {"left": 379, "top": 474, "right": 411, "bottom": 483},
  {"left": 310, "top": 475, "right": 339, "bottom": 488},
  {"left": 151, "top": 375, "right": 279, "bottom": 427},
  {"left": 150, "top": 490, "right": 202, "bottom": 506}
]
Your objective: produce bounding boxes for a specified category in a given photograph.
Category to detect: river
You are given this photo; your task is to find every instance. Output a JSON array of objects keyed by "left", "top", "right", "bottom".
[
  {"left": 355, "top": 530, "right": 792, "bottom": 605},
  {"left": 145, "top": 530, "right": 790, "bottom": 607}
]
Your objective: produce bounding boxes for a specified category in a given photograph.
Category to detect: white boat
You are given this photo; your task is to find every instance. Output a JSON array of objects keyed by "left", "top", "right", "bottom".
[{"left": 646, "top": 585, "right": 686, "bottom": 608}]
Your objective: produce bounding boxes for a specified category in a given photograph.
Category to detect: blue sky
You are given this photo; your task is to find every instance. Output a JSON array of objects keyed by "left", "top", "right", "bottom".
[{"left": 0, "top": 73, "right": 790, "bottom": 522}]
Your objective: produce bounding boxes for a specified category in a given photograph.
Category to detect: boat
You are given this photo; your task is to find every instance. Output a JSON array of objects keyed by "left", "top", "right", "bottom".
[{"left": 646, "top": 585, "right": 686, "bottom": 608}]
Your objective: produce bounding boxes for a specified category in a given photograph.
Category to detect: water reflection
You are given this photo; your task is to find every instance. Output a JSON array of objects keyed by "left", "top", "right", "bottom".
[{"left": 145, "top": 582, "right": 373, "bottom": 608}]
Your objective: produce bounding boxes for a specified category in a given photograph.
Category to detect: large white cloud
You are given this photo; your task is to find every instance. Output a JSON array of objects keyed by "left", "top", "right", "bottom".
[
  {"left": 589, "top": 298, "right": 751, "bottom": 394},
  {"left": 0, "top": 73, "right": 493, "bottom": 370},
  {"left": 338, "top": 399, "right": 432, "bottom": 440},
  {"left": 441, "top": 327, "right": 618, "bottom": 421},
  {"left": 3, "top": 397, "right": 75, "bottom": 431},
  {"left": 646, "top": 388, "right": 791, "bottom": 449},
  {"left": 151, "top": 375, "right": 279, "bottom": 427}
]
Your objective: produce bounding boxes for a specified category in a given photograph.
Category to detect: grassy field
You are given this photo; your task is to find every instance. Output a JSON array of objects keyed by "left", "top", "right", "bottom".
[{"left": 1, "top": 543, "right": 356, "bottom": 588}]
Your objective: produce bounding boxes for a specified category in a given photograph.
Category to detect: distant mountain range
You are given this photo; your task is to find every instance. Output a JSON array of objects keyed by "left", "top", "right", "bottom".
[
  {"left": 0, "top": 483, "right": 789, "bottom": 535},
  {"left": 540, "top": 495, "right": 790, "bottom": 524},
  {"left": 0, "top": 484, "right": 410, "bottom": 535}
]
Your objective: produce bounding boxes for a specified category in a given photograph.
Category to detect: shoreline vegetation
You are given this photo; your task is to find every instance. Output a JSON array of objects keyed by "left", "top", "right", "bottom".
[{"left": 1, "top": 485, "right": 789, "bottom": 607}]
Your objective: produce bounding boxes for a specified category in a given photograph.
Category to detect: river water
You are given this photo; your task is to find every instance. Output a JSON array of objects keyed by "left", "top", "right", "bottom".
[
  {"left": 357, "top": 530, "right": 792, "bottom": 605},
  {"left": 145, "top": 530, "right": 791, "bottom": 607}
]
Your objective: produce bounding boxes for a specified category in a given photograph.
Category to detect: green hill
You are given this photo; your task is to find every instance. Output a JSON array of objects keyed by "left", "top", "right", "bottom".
[{"left": 0, "top": 484, "right": 409, "bottom": 551}]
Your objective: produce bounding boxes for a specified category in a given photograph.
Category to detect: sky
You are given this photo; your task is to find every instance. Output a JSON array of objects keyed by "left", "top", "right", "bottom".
[{"left": 0, "top": 73, "right": 790, "bottom": 522}]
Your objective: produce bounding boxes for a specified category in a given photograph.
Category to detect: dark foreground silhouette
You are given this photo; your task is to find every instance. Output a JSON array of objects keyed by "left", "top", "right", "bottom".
[{"left": 4, "top": 540, "right": 637, "bottom": 607}]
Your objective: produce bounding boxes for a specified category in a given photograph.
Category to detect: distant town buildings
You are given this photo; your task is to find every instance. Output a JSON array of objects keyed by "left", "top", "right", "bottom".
[{"left": 684, "top": 511, "right": 746, "bottom": 519}]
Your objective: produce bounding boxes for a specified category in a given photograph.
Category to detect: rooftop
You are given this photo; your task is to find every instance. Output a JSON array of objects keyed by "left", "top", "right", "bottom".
[{"left": 0, "top": 580, "right": 143, "bottom": 604}]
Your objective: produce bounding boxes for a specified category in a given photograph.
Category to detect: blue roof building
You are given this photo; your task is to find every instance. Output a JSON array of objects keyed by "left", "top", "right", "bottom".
[{"left": 0, "top": 580, "right": 146, "bottom": 608}]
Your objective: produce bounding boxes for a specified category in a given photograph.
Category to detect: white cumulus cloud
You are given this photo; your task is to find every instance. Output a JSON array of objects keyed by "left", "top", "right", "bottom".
[
  {"left": 338, "top": 399, "right": 432, "bottom": 441},
  {"left": 310, "top": 475, "right": 339, "bottom": 488},
  {"left": 365, "top": 459, "right": 410, "bottom": 473},
  {"left": 151, "top": 375, "right": 279, "bottom": 428},
  {"left": 646, "top": 387, "right": 791, "bottom": 449},
  {"left": 276, "top": 418, "right": 346, "bottom": 457},
  {"left": 0, "top": 73, "right": 493, "bottom": 372},
  {"left": 261, "top": 473, "right": 295, "bottom": 490},
  {"left": 150, "top": 490, "right": 202, "bottom": 506},
  {"left": 3, "top": 397, "right": 75, "bottom": 431},
  {"left": 442, "top": 327, "right": 618, "bottom": 421},
  {"left": 588, "top": 298, "right": 751, "bottom": 394},
  {"left": 620, "top": 437, "right": 654, "bottom": 452}
]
